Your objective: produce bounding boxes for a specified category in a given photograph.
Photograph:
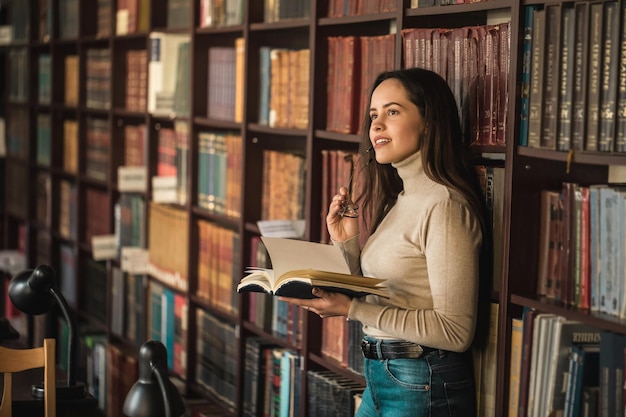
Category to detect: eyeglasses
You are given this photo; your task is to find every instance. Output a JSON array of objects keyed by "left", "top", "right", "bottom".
[{"left": 339, "top": 154, "right": 359, "bottom": 218}]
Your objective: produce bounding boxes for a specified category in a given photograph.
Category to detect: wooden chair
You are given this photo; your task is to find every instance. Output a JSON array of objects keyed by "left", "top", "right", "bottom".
[{"left": 0, "top": 338, "right": 56, "bottom": 417}]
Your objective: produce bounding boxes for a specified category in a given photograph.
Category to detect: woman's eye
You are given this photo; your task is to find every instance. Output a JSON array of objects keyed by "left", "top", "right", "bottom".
[
  {"left": 370, "top": 114, "right": 377, "bottom": 120},
  {"left": 388, "top": 109, "right": 398, "bottom": 116}
]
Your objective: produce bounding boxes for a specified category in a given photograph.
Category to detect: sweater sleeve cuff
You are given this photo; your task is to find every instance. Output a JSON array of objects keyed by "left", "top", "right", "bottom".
[{"left": 332, "top": 235, "right": 361, "bottom": 274}]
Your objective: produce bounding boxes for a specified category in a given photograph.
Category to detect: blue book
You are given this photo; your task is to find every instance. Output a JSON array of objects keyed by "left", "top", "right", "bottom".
[
  {"left": 588, "top": 185, "right": 606, "bottom": 313},
  {"left": 519, "top": 5, "right": 539, "bottom": 146},
  {"left": 161, "top": 287, "right": 176, "bottom": 369}
]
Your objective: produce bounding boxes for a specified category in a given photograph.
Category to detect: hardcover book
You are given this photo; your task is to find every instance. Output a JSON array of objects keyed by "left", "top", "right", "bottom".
[{"left": 237, "top": 237, "right": 389, "bottom": 299}]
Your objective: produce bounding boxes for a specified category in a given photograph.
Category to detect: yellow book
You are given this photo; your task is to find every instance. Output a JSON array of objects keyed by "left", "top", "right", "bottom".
[{"left": 508, "top": 317, "right": 524, "bottom": 417}]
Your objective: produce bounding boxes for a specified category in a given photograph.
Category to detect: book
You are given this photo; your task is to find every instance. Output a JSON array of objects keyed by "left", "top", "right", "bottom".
[
  {"left": 564, "top": 341, "right": 600, "bottom": 417},
  {"left": 546, "top": 320, "right": 600, "bottom": 415},
  {"left": 237, "top": 236, "right": 389, "bottom": 299},
  {"left": 508, "top": 317, "right": 524, "bottom": 417},
  {"left": 557, "top": 5, "right": 575, "bottom": 151},
  {"left": 517, "top": 308, "right": 537, "bottom": 417},
  {"left": 598, "top": 0, "right": 619, "bottom": 153},
  {"left": 585, "top": 2, "right": 604, "bottom": 151},
  {"left": 519, "top": 5, "right": 539, "bottom": 147},
  {"left": 599, "top": 331, "right": 626, "bottom": 417},
  {"left": 526, "top": 8, "right": 546, "bottom": 148},
  {"left": 617, "top": 0, "right": 626, "bottom": 153},
  {"left": 571, "top": 1, "right": 590, "bottom": 151},
  {"left": 147, "top": 32, "right": 190, "bottom": 116},
  {"left": 540, "top": 3, "right": 562, "bottom": 149}
]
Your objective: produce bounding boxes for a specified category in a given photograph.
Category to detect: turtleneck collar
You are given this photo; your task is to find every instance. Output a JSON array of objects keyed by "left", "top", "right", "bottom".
[{"left": 391, "top": 150, "right": 434, "bottom": 194}]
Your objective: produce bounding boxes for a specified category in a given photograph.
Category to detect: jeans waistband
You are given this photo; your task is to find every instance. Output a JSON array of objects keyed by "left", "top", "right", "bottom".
[{"left": 360, "top": 338, "right": 440, "bottom": 360}]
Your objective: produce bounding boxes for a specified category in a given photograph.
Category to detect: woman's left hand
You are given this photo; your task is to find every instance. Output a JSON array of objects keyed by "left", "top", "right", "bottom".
[{"left": 279, "top": 288, "right": 352, "bottom": 318}]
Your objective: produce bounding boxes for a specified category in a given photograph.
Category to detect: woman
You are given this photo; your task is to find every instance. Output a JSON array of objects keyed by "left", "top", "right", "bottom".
[{"left": 281, "top": 67, "right": 492, "bottom": 417}]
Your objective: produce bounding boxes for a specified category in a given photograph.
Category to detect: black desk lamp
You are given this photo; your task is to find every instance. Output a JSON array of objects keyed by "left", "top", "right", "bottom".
[
  {"left": 123, "top": 340, "right": 186, "bottom": 417},
  {"left": 9, "top": 264, "right": 86, "bottom": 398}
]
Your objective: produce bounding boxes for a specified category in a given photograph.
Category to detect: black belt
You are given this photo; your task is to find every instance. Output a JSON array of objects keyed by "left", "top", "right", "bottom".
[{"left": 361, "top": 339, "right": 438, "bottom": 360}]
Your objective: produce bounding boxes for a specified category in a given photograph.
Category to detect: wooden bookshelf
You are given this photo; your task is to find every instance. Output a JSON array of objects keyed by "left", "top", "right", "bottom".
[{"left": 4, "top": 0, "right": 626, "bottom": 416}]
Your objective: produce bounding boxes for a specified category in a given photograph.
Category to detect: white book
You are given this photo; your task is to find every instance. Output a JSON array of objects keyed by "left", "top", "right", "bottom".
[{"left": 147, "top": 32, "right": 190, "bottom": 116}]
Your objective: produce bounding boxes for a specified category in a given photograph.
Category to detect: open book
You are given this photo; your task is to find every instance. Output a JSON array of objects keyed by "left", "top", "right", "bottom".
[{"left": 237, "top": 236, "right": 389, "bottom": 299}]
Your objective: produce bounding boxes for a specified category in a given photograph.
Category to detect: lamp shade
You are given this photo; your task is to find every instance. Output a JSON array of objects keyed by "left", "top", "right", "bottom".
[
  {"left": 9, "top": 265, "right": 57, "bottom": 314},
  {"left": 123, "top": 340, "right": 186, "bottom": 417},
  {"left": 8, "top": 265, "right": 86, "bottom": 398}
]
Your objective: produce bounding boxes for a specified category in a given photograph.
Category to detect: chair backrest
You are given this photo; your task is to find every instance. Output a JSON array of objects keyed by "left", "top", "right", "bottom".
[{"left": 0, "top": 338, "right": 56, "bottom": 417}]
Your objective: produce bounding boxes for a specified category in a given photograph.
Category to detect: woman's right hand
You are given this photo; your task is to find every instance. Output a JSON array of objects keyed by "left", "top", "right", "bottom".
[{"left": 326, "top": 186, "right": 360, "bottom": 242}]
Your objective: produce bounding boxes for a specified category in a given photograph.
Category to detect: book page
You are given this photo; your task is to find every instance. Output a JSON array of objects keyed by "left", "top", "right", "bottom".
[{"left": 261, "top": 236, "right": 351, "bottom": 278}]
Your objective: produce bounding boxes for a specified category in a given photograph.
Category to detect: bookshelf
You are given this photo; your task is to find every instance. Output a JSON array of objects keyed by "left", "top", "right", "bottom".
[{"left": 5, "top": 0, "right": 626, "bottom": 416}]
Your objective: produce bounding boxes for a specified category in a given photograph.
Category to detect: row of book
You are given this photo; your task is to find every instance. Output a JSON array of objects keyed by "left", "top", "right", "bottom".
[
  {"left": 327, "top": 0, "right": 397, "bottom": 17},
  {"left": 258, "top": 47, "right": 310, "bottom": 129},
  {"left": 147, "top": 202, "right": 190, "bottom": 292},
  {"left": 85, "top": 48, "right": 112, "bottom": 110},
  {"left": 247, "top": 236, "right": 304, "bottom": 345},
  {"left": 80, "top": 331, "right": 138, "bottom": 416},
  {"left": 207, "top": 39, "right": 245, "bottom": 123},
  {"left": 326, "top": 34, "right": 396, "bottom": 135},
  {"left": 195, "top": 308, "right": 237, "bottom": 411},
  {"left": 196, "top": 218, "right": 241, "bottom": 316},
  {"left": 261, "top": 149, "right": 306, "bottom": 221},
  {"left": 154, "top": 121, "right": 189, "bottom": 205},
  {"left": 242, "top": 336, "right": 364, "bottom": 417},
  {"left": 14, "top": 0, "right": 307, "bottom": 46},
  {"left": 199, "top": 0, "right": 244, "bottom": 28},
  {"left": 508, "top": 310, "right": 626, "bottom": 417},
  {"left": 148, "top": 32, "right": 190, "bottom": 117},
  {"left": 520, "top": 2, "right": 626, "bottom": 153},
  {"left": 85, "top": 117, "right": 110, "bottom": 181},
  {"left": 264, "top": 0, "right": 310, "bottom": 23},
  {"left": 197, "top": 131, "right": 243, "bottom": 218},
  {"left": 403, "top": 23, "right": 510, "bottom": 147},
  {"left": 536, "top": 183, "right": 626, "bottom": 317},
  {"left": 125, "top": 49, "right": 148, "bottom": 112}
]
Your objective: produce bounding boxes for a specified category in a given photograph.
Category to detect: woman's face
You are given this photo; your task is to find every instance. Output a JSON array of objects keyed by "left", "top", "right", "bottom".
[{"left": 369, "top": 78, "right": 425, "bottom": 165}]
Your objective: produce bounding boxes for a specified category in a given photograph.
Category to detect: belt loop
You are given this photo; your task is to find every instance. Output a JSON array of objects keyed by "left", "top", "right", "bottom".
[
  {"left": 438, "top": 349, "right": 446, "bottom": 359},
  {"left": 375, "top": 339, "right": 384, "bottom": 359}
]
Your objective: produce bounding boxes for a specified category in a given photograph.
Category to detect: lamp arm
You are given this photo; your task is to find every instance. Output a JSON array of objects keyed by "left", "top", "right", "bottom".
[
  {"left": 49, "top": 287, "right": 77, "bottom": 387},
  {"left": 152, "top": 363, "right": 175, "bottom": 417}
]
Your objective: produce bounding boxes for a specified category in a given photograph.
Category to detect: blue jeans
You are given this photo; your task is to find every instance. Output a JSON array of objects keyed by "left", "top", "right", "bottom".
[{"left": 355, "top": 340, "right": 476, "bottom": 417}]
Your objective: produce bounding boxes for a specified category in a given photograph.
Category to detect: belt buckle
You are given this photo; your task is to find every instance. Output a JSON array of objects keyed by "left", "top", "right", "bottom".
[{"left": 414, "top": 344, "right": 424, "bottom": 358}]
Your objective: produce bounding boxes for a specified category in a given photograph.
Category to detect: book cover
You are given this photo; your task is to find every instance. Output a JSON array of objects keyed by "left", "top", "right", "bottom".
[
  {"left": 617, "top": 0, "right": 626, "bottom": 153},
  {"left": 571, "top": 2, "right": 590, "bottom": 151},
  {"left": 540, "top": 4, "right": 562, "bottom": 149},
  {"left": 557, "top": 5, "right": 575, "bottom": 151},
  {"left": 585, "top": 2, "right": 604, "bottom": 151},
  {"left": 237, "top": 236, "right": 388, "bottom": 299},
  {"left": 527, "top": 8, "right": 546, "bottom": 148},
  {"left": 508, "top": 317, "right": 524, "bottom": 417},
  {"left": 598, "top": 0, "right": 620, "bottom": 153},
  {"left": 599, "top": 331, "right": 626, "bottom": 417}
]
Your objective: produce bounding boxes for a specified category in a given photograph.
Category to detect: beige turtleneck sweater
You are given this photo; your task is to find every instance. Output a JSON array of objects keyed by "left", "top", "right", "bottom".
[{"left": 337, "top": 151, "right": 482, "bottom": 352}]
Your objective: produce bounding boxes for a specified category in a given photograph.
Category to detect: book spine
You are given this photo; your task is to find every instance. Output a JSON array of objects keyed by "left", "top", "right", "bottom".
[
  {"left": 616, "top": 0, "right": 626, "bottom": 153},
  {"left": 557, "top": 6, "right": 575, "bottom": 151},
  {"left": 527, "top": 9, "right": 546, "bottom": 148},
  {"left": 598, "top": 1, "right": 620, "bottom": 152},
  {"left": 585, "top": 3, "right": 604, "bottom": 152},
  {"left": 540, "top": 4, "right": 562, "bottom": 149}
]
